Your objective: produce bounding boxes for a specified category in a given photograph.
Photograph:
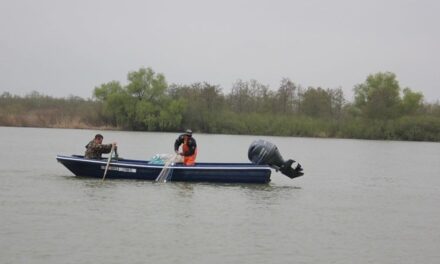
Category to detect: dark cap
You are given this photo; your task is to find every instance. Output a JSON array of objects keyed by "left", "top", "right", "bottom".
[
  {"left": 94, "top": 134, "right": 103, "bottom": 139},
  {"left": 184, "top": 129, "right": 192, "bottom": 136}
]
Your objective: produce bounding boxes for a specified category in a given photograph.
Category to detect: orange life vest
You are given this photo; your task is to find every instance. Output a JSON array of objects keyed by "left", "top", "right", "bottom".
[{"left": 182, "top": 137, "right": 197, "bottom": 165}]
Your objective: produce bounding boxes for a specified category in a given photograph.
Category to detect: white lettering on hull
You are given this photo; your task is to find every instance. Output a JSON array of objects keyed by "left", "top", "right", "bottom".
[{"left": 100, "top": 165, "right": 137, "bottom": 173}]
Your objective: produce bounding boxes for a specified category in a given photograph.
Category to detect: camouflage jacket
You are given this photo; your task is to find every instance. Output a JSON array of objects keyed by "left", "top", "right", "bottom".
[{"left": 84, "top": 140, "right": 113, "bottom": 159}]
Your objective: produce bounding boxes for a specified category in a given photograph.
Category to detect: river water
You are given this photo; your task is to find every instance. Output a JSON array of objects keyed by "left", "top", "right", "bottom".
[{"left": 0, "top": 127, "right": 439, "bottom": 264}]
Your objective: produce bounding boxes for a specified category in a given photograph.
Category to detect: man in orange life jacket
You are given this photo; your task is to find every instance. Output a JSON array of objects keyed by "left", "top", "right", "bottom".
[{"left": 174, "top": 129, "right": 197, "bottom": 166}]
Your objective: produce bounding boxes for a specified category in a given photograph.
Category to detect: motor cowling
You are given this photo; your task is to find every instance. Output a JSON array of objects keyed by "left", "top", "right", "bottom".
[{"left": 248, "top": 139, "right": 304, "bottom": 179}]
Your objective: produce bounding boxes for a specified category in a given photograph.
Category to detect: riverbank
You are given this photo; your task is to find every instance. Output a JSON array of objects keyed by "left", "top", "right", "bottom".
[
  {"left": 1, "top": 90, "right": 439, "bottom": 142},
  {"left": 0, "top": 114, "right": 116, "bottom": 130}
]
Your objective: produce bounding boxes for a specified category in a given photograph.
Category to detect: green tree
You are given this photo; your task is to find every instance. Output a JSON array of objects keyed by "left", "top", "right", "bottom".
[
  {"left": 158, "top": 98, "right": 186, "bottom": 131},
  {"left": 228, "top": 80, "right": 253, "bottom": 113},
  {"left": 93, "top": 81, "right": 131, "bottom": 127},
  {"left": 168, "top": 82, "right": 225, "bottom": 132},
  {"left": 106, "top": 92, "right": 134, "bottom": 128},
  {"left": 354, "top": 72, "right": 401, "bottom": 119},
  {"left": 401, "top": 88, "right": 423, "bottom": 115},
  {"left": 93, "top": 81, "right": 123, "bottom": 101},
  {"left": 276, "top": 78, "right": 297, "bottom": 114},
  {"left": 126, "top": 67, "right": 167, "bottom": 102},
  {"left": 249, "top": 80, "right": 274, "bottom": 113},
  {"left": 301, "top": 87, "right": 332, "bottom": 118},
  {"left": 329, "top": 87, "right": 345, "bottom": 118},
  {"left": 93, "top": 67, "right": 174, "bottom": 130}
]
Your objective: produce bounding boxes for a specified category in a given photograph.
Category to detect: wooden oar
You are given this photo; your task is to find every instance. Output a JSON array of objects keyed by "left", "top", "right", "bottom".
[{"left": 102, "top": 144, "right": 115, "bottom": 182}]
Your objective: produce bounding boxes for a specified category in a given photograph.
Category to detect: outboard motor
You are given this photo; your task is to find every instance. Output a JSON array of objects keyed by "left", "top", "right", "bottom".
[{"left": 248, "top": 139, "right": 304, "bottom": 179}]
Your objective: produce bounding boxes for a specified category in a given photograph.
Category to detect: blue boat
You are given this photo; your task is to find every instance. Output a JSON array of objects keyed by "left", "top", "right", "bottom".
[
  {"left": 56, "top": 155, "right": 273, "bottom": 183},
  {"left": 56, "top": 140, "right": 304, "bottom": 184}
]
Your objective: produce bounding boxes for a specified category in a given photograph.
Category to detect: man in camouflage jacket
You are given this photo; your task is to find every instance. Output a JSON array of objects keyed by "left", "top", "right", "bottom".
[{"left": 84, "top": 134, "right": 117, "bottom": 159}]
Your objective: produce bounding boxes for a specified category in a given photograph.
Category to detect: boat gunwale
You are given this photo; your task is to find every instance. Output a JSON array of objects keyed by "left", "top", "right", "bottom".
[{"left": 56, "top": 155, "right": 272, "bottom": 171}]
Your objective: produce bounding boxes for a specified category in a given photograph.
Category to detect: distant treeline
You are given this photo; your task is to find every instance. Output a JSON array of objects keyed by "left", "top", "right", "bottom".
[
  {"left": 1, "top": 68, "right": 440, "bottom": 141},
  {"left": 0, "top": 93, "right": 108, "bottom": 129}
]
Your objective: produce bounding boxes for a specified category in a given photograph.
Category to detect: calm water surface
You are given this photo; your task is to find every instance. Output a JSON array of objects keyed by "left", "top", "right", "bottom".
[{"left": 1, "top": 127, "right": 439, "bottom": 264}]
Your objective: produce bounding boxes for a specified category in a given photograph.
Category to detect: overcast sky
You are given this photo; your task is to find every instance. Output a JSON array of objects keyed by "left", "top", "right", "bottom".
[{"left": 1, "top": 0, "right": 439, "bottom": 102}]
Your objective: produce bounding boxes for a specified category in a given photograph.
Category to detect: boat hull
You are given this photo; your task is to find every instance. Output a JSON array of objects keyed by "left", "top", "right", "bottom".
[{"left": 56, "top": 155, "right": 272, "bottom": 183}]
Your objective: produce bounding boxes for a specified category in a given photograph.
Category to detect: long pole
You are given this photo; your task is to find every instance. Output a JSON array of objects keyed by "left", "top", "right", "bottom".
[{"left": 102, "top": 145, "right": 115, "bottom": 182}]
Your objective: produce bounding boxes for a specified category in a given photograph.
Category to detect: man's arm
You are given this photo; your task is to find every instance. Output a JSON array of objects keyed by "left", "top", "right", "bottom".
[
  {"left": 94, "top": 143, "right": 113, "bottom": 154},
  {"left": 174, "top": 136, "right": 183, "bottom": 152}
]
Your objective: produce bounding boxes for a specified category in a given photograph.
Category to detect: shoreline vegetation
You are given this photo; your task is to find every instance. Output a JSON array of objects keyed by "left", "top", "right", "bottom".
[{"left": 1, "top": 68, "right": 439, "bottom": 142}]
